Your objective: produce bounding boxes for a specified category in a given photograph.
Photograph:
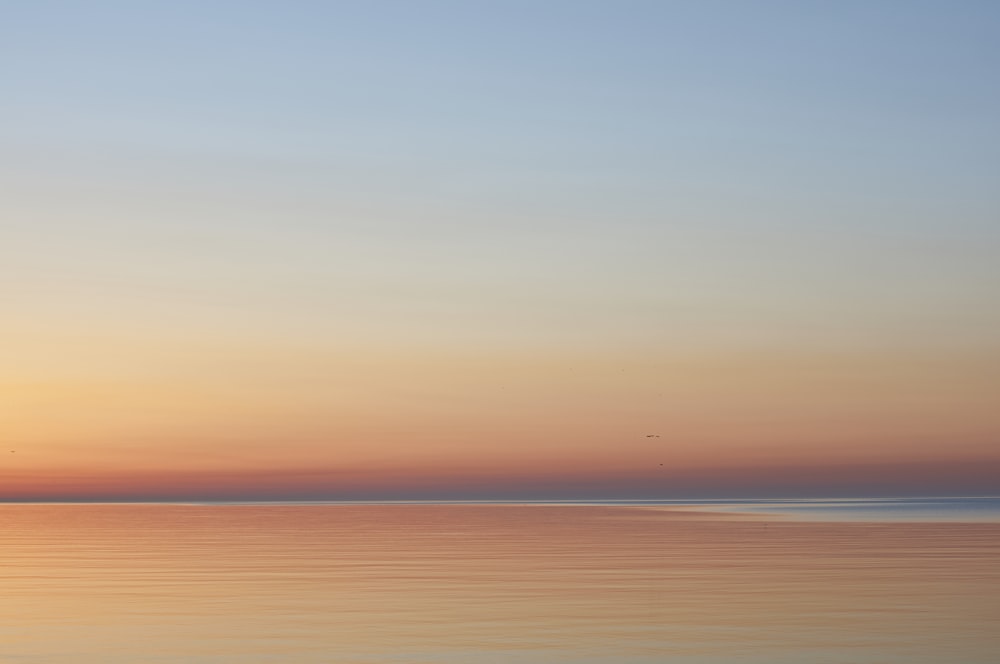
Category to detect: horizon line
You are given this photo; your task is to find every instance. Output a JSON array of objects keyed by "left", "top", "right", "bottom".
[{"left": 2, "top": 495, "right": 997, "bottom": 506}]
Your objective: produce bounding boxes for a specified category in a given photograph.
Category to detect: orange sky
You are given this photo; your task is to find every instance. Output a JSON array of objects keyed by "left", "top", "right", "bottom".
[{"left": 3, "top": 335, "right": 998, "bottom": 499}]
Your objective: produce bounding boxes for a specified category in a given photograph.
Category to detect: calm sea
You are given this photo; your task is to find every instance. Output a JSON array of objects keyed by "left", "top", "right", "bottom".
[{"left": 1, "top": 499, "right": 998, "bottom": 663}]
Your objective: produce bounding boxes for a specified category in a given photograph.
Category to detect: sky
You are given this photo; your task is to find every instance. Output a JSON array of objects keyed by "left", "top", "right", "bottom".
[{"left": 2, "top": 0, "right": 998, "bottom": 501}]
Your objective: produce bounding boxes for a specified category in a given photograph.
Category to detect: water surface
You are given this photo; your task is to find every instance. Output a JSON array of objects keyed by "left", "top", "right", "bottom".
[{"left": 1, "top": 501, "right": 997, "bottom": 663}]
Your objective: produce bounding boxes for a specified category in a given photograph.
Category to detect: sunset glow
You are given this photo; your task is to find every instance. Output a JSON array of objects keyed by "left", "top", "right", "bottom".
[{"left": 3, "top": 0, "right": 998, "bottom": 501}]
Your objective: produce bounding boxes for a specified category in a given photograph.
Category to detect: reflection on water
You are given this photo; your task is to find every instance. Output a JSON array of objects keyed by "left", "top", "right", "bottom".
[
  {"left": 0, "top": 503, "right": 997, "bottom": 663},
  {"left": 670, "top": 496, "right": 1000, "bottom": 522}
]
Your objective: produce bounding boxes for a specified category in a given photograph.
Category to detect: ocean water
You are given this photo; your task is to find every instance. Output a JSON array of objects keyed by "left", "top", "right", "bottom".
[{"left": 0, "top": 500, "right": 997, "bottom": 663}]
